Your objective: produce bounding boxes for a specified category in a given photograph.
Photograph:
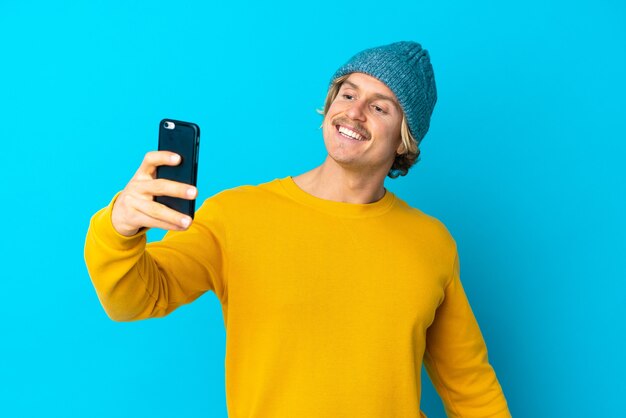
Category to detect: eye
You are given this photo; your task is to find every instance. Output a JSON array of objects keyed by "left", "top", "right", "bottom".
[
  {"left": 373, "top": 105, "right": 387, "bottom": 114},
  {"left": 342, "top": 94, "right": 354, "bottom": 100}
]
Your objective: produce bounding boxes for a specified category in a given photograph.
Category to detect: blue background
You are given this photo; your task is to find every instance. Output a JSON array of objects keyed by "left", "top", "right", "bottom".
[{"left": 1, "top": 1, "right": 624, "bottom": 417}]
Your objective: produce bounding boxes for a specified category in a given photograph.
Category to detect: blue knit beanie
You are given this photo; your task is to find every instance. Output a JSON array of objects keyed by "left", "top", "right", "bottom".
[{"left": 330, "top": 41, "right": 437, "bottom": 145}]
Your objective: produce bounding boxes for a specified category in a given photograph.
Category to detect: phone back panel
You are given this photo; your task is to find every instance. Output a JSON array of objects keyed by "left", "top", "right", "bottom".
[{"left": 155, "top": 119, "right": 200, "bottom": 218}]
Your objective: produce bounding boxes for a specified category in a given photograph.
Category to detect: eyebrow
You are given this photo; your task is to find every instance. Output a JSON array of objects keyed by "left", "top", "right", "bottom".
[{"left": 341, "top": 79, "right": 400, "bottom": 109}]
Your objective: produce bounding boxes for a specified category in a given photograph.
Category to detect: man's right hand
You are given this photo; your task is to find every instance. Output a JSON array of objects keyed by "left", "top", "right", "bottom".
[{"left": 111, "top": 151, "right": 198, "bottom": 237}]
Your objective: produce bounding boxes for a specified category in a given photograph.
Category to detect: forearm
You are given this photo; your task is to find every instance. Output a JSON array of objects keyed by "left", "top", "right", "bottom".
[
  {"left": 425, "top": 253, "right": 511, "bottom": 417},
  {"left": 424, "top": 347, "right": 510, "bottom": 418},
  {"left": 84, "top": 195, "right": 174, "bottom": 321},
  {"left": 85, "top": 193, "right": 222, "bottom": 321}
]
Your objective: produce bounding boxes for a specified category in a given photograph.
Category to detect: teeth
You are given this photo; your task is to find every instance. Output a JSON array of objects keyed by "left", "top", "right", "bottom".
[{"left": 338, "top": 126, "right": 366, "bottom": 141}]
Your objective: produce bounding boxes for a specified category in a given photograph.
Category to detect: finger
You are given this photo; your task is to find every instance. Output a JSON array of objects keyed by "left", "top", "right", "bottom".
[
  {"left": 135, "top": 151, "right": 182, "bottom": 178},
  {"left": 134, "top": 178, "right": 197, "bottom": 200},
  {"left": 128, "top": 194, "right": 193, "bottom": 229},
  {"left": 128, "top": 210, "right": 190, "bottom": 232}
]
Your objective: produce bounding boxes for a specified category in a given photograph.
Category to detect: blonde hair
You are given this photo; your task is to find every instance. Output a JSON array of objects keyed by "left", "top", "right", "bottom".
[{"left": 318, "top": 74, "right": 421, "bottom": 178}]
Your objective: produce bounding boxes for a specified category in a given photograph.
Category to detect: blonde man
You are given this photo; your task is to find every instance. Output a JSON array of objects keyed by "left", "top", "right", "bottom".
[{"left": 85, "top": 41, "right": 511, "bottom": 417}]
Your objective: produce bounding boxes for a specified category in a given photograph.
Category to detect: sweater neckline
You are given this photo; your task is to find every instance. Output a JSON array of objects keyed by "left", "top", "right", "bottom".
[{"left": 277, "top": 176, "right": 396, "bottom": 218}]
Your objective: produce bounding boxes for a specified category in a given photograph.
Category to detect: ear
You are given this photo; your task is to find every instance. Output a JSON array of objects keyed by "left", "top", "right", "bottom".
[{"left": 396, "top": 140, "right": 407, "bottom": 155}]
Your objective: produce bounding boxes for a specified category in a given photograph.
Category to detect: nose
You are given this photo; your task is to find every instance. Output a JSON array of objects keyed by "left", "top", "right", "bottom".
[{"left": 345, "top": 100, "right": 367, "bottom": 121}]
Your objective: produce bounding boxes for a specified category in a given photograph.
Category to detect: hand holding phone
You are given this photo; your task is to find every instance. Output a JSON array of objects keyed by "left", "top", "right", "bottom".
[{"left": 110, "top": 119, "right": 200, "bottom": 237}]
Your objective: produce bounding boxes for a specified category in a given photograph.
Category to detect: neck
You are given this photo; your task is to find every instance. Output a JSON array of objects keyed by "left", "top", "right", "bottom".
[{"left": 292, "top": 156, "right": 389, "bottom": 204}]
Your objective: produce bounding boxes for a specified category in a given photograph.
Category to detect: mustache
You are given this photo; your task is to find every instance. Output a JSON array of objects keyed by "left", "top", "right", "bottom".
[{"left": 330, "top": 117, "right": 370, "bottom": 140}]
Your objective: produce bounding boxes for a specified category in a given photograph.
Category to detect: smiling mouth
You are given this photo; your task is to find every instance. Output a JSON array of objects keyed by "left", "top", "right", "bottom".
[{"left": 336, "top": 125, "right": 368, "bottom": 141}]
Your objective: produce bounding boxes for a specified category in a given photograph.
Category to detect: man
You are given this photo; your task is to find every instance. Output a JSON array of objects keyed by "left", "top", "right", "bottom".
[{"left": 85, "top": 41, "right": 511, "bottom": 417}]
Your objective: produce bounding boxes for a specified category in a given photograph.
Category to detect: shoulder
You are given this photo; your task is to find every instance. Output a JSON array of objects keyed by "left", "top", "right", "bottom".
[
  {"left": 203, "top": 178, "right": 284, "bottom": 203},
  {"left": 196, "top": 177, "right": 290, "bottom": 219},
  {"left": 390, "top": 194, "right": 457, "bottom": 250}
]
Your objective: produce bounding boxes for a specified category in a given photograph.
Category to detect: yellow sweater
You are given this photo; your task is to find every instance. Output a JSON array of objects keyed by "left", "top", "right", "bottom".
[{"left": 84, "top": 176, "right": 510, "bottom": 418}]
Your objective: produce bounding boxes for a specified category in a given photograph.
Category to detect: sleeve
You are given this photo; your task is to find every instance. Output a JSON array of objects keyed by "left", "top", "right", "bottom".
[
  {"left": 423, "top": 252, "right": 511, "bottom": 418},
  {"left": 83, "top": 193, "right": 229, "bottom": 322}
]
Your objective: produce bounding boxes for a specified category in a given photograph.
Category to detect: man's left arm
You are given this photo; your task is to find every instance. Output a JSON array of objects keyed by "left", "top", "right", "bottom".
[{"left": 423, "top": 252, "right": 512, "bottom": 418}]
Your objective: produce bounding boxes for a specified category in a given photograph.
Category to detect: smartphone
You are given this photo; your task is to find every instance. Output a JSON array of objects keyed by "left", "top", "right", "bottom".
[{"left": 155, "top": 118, "right": 200, "bottom": 219}]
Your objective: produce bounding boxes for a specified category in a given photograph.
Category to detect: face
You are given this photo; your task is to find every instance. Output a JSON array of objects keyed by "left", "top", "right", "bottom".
[{"left": 322, "top": 72, "right": 404, "bottom": 175}]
